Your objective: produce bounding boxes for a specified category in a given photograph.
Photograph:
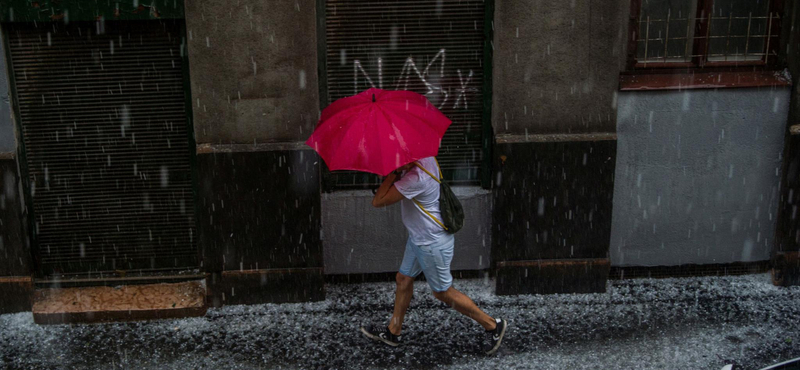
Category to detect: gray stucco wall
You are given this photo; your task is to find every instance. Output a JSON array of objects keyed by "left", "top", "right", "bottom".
[
  {"left": 184, "top": 0, "right": 319, "bottom": 144},
  {"left": 323, "top": 187, "right": 492, "bottom": 274},
  {"left": 611, "top": 87, "right": 791, "bottom": 266},
  {"left": 0, "top": 27, "right": 15, "bottom": 152},
  {"left": 491, "top": 0, "right": 629, "bottom": 135}
]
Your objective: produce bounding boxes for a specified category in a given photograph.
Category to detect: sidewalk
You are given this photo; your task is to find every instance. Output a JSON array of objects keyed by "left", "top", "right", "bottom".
[{"left": 1, "top": 273, "right": 798, "bottom": 370}]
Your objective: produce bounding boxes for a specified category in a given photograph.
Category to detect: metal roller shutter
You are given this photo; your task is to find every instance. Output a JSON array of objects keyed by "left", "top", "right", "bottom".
[
  {"left": 324, "top": 0, "right": 487, "bottom": 188},
  {"left": 5, "top": 20, "right": 197, "bottom": 276}
]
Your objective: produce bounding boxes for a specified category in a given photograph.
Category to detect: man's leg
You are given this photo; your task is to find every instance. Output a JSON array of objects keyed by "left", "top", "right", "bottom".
[
  {"left": 361, "top": 240, "right": 421, "bottom": 347},
  {"left": 388, "top": 272, "right": 414, "bottom": 335},
  {"left": 418, "top": 236, "right": 507, "bottom": 354},
  {"left": 418, "top": 235, "right": 496, "bottom": 331},
  {"left": 432, "top": 287, "right": 496, "bottom": 331}
]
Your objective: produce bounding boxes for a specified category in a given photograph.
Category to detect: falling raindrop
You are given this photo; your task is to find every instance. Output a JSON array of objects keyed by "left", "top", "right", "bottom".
[
  {"left": 299, "top": 70, "right": 307, "bottom": 90},
  {"left": 160, "top": 166, "right": 169, "bottom": 188}
]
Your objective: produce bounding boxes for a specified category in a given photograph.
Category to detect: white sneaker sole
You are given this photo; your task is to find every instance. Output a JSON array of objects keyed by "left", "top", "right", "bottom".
[
  {"left": 360, "top": 327, "right": 400, "bottom": 347},
  {"left": 484, "top": 320, "right": 508, "bottom": 355}
]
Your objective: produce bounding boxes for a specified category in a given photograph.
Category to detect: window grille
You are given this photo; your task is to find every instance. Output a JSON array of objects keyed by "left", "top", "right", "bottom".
[
  {"left": 5, "top": 20, "right": 198, "bottom": 276},
  {"left": 322, "top": 0, "right": 488, "bottom": 189},
  {"left": 633, "top": 0, "right": 780, "bottom": 66}
]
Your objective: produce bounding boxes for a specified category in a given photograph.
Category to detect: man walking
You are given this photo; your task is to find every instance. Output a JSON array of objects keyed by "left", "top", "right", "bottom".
[{"left": 361, "top": 157, "right": 507, "bottom": 355}]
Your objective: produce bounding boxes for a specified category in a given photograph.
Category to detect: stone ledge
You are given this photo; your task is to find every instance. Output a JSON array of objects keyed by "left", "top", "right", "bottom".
[
  {"left": 32, "top": 280, "right": 207, "bottom": 325},
  {"left": 196, "top": 142, "right": 311, "bottom": 153},
  {"left": 495, "top": 133, "right": 617, "bottom": 143}
]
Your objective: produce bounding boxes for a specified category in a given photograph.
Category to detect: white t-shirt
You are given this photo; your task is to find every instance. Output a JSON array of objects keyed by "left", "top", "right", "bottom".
[{"left": 393, "top": 157, "right": 449, "bottom": 245}]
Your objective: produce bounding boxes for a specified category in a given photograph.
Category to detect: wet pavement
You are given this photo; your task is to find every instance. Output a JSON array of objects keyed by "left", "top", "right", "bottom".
[{"left": 1, "top": 273, "right": 799, "bottom": 370}]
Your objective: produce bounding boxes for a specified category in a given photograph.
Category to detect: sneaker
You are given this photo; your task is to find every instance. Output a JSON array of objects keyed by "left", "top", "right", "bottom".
[
  {"left": 482, "top": 318, "right": 508, "bottom": 355},
  {"left": 360, "top": 325, "right": 402, "bottom": 347}
]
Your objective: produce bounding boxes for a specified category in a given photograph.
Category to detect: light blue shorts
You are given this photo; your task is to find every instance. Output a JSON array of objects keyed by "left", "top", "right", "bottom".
[{"left": 398, "top": 234, "right": 455, "bottom": 292}]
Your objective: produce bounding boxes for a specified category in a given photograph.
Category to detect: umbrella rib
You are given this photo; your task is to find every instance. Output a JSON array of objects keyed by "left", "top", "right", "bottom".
[
  {"left": 384, "top": 107, "right": 439, "bottom": 148},
  {"left": 386, "top": 101, "right": 449, "bottom": 137},
  {"left": 319, "top": 103, "right": 366, "bottom": 130},
  {"left": 324, "top": 105, "right": 371, "bottom": 165},
  {"left": 372, "top": 105, "right": 390, "bottom": 175},
  {"left": 376, "top": 105, "right": 412, "bottom": 172},
  {"left": 378, "top": 99, "right": 452, "bottom": 134}
]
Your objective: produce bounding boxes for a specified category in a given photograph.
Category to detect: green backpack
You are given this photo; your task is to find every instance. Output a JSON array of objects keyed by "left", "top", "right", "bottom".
[{"left": 412, "top": 158, "right": 465, "bottom": 234}]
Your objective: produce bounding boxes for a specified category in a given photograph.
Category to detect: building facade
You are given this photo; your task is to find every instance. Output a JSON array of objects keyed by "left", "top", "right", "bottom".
[{"left": 0, "top": 0, "right": 798, "bottom": 315}]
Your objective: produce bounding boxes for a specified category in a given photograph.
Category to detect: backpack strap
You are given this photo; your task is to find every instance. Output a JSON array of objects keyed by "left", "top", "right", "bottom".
[
  {"left": 412, "top": 198, "right": 448, "bottom": 231},
  {"left": 413, "top": 158, "right": 442, "bottom": 183},
  {"left": 410, "top": 158, "right": 447, "bottom": 231}
]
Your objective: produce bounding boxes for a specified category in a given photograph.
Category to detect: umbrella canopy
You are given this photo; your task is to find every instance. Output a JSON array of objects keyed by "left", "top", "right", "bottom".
[{"left": 306, "top": 88, "right": 452, "bottom": 176}]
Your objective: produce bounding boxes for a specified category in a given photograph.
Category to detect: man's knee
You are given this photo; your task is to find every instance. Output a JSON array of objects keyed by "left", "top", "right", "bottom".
[
  {"left": 432, "top": 288, "right": 451, "bottom": 302},
  {"left": 396, "top": 272, "right": 414, "bottom": 289}
]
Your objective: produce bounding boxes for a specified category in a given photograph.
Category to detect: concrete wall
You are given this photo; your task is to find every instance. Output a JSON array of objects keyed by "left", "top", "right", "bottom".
[
  {"left": 772, "top": 0, "right": 800, "bottom": 286},
  {"left": 791, "top": 4, "right": 800, "bottom": 128},
  {"left": 0, "top": 27, "right": 14, "bottom": 152},
  {"left": 0, "top": 23, "right": 32, "bottom": 314},
  {"left": 491, "top": 0, "right": 629, "bottom": 135},
  {"left": 322, "top": 187, "right": 492, "bottom": 274},
  {"left": 0, "top": 24, "right": 28, "bottom": 278},
  {"left": 184, "top": 0, "right": 319, "bottom": 144},
  {"left": 185, "top": 1, "right": 324, "bottom": 303},
  {"left": 779, "top": 0, "right": 799, "bottom": 125},
  {"left": 611, "top": 88, "right": 791, "bottom": 266},
  {"left": 490, "top": 0, "right": 628, "bottom": 294}
]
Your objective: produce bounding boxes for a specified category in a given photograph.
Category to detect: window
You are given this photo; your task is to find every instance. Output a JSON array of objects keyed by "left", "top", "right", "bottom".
[
  {"left": 629, "top": 0, "right": 782, "bottom": 68},
  {"left": 321, "top": 0, "right": 490, "bottom": 189}
]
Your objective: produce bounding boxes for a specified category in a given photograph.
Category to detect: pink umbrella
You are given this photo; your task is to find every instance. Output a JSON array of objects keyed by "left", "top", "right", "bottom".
[{"left": 306, "top": 88, "right": 452, "bottom": 176}]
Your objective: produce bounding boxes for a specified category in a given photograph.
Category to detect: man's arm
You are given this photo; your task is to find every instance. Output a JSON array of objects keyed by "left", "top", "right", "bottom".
[{"left": 372, "top": 172, "right": 406, "bottom": 207}]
